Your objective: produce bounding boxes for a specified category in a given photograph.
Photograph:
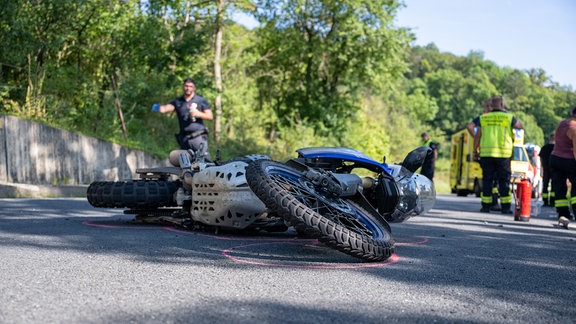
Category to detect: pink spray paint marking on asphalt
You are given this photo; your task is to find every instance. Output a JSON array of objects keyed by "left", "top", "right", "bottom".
[
  {"left": 221, "top": 236, "right": 429, "bottom": 268},
  {"left": 82, "top": 218, "right": 428, "bottom": 268},
  {"left": 221, "top": 240, "right": 401, "bottom": 269}
]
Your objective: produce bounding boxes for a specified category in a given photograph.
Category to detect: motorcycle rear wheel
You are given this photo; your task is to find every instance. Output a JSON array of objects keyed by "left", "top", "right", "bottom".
[
  {"left": 246, "top": 160, "right": 395, "bottom": 262},
  {"left": 87, "top": 180, "right": 178, "bottom": 208}
]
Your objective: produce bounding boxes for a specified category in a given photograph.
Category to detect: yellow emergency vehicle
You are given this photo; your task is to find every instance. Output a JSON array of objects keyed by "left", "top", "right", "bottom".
[{"left": 450, "top": 128, "right": 531, "bottom": 197}]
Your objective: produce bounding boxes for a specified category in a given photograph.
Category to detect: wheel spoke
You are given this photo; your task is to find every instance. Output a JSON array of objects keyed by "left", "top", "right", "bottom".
[
  {"left": 247, "top": 159, "right": 394, "bottom": 261},
  {"left": 270, "top": 173, "right": 374, "bottom": 236}
]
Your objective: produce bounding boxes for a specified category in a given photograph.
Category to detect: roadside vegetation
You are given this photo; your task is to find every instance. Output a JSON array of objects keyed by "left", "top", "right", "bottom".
[{"left": 1, "top": 0, "right": 575, "bottom": 193}]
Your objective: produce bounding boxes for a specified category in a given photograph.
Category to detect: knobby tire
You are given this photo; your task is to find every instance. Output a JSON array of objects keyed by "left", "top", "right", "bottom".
[
  {"left": 246, "top": 160, "right": 395, "bottom": 262},
  {"left": 87, "top": 180, "right": 178, "bottom": 208}
]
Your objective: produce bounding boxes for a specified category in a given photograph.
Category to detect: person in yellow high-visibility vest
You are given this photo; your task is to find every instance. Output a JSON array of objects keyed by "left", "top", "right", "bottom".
[
  {"left": 468, "top": 98, "right": 501, "bottom": 211},
  {"left": 473, "top": 96, "right": 523, "bottom": 214}
]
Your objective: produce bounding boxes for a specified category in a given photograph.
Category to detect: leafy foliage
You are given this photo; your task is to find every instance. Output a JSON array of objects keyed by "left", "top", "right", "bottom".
[
  {"left": 251, "top": 0, "right": 411, "bottom": 140},
  {"left": 1, "top": 0, "right": 574, "bottom": 191}
]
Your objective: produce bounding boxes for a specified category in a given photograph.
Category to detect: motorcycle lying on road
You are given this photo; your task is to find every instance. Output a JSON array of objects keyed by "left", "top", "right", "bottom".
[{"left": 87, "top": 145, "right": 435, "bottom": 262}]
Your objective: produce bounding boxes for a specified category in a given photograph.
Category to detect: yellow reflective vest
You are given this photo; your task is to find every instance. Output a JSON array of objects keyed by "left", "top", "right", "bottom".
[{"left": 479, "top": 111, "right": 514, "bottom": 158}]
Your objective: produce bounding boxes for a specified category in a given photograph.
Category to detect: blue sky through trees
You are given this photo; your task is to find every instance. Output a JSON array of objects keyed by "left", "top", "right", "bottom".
[{"left": 234, "top": 0, "right": 576, "bottom": 89}]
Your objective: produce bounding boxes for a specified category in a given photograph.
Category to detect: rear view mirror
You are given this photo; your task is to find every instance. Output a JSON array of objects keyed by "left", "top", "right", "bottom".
[{"left": 401, "top": 146, "right": 432, "bottom": 173}]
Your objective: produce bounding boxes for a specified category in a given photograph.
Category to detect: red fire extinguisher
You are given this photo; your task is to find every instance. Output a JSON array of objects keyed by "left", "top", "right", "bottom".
[{"left": 514, "top": 179, "right": 532, "bottom": 222}]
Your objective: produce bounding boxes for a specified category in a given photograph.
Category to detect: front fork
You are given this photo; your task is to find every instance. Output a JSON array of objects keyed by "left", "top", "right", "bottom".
[{"left": 290, "top": 159, "right": 392, "bottom": 232}]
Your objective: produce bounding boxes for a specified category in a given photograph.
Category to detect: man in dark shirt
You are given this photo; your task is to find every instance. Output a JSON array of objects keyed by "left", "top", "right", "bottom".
[{"left": 152, "top": 78, "right": 213, "bottom": 156}]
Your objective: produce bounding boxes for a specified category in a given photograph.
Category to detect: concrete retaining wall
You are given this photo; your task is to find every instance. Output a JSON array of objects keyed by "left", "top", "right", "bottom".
[{"left": 0, "top": 115, "right": 169, "bottom": 185}]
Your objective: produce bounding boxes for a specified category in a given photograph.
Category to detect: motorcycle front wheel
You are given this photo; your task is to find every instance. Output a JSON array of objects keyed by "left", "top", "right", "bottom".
[{"left": 246, "top": 160, "right": 395, "bottom": 262}]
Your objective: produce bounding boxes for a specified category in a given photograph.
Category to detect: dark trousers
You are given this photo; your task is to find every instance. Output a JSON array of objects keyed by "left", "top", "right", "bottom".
[
  {"left": 541, "top": 165, "right": 554, "bottom": 204},
  {"left": 421, "top": 167, "right": 434, "bottom": 181},
  {"left": 177, "top": 132, "right": 210, "bottom": 160},
  {"left": 480, "top": 157, "right": 512, "bottom": 208},
  {"left": 182, "top": 134, "right": 208, "bottom": 150},
  {"left": 550, "top": 155, "right": 576, "bottom": 218}
]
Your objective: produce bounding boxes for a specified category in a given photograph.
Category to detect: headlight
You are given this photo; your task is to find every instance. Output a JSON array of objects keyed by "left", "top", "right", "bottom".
[{"left": 387, "top": 173, "right": 436, "bottom": 223}]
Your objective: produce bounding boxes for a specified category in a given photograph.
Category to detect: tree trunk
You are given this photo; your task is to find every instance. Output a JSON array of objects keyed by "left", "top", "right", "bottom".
[
  {"left": 213, "top": 0, "right": 224, "bottom": 149},
  {"left": 110, "top": 75, "right": 127, "bottom": 140}
]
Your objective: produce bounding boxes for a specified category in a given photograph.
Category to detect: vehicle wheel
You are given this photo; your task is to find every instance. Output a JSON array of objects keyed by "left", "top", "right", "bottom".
[
  {"left": 87, "top": 180, "right": 179, "bottom": 208},
  {"left": 456, "top": 190, "right": 468, "bottom": 197},
  {"left": 246, "top": 160, "right": 395, "bottom": 262}
]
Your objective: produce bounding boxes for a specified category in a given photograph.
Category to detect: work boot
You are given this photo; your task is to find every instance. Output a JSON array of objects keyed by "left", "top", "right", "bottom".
[
  {"left": 480, "top": 203, "right": 491, "bottom": 213},
  {"left": 558, "top": 216, "right": 570, "bottom": 229},
  {"left": 490, "top": 203, "right": 501, "bottom": 211}
]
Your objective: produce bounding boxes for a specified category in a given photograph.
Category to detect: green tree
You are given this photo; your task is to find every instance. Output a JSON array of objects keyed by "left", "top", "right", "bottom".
[{"left": 251, "top": 0, "right": 411, "bottom": 141}]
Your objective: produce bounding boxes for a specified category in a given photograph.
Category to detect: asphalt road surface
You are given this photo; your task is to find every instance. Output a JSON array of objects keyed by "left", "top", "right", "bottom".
[{"left": 0, "top": 194, "right": 574, "bottom": 323}]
